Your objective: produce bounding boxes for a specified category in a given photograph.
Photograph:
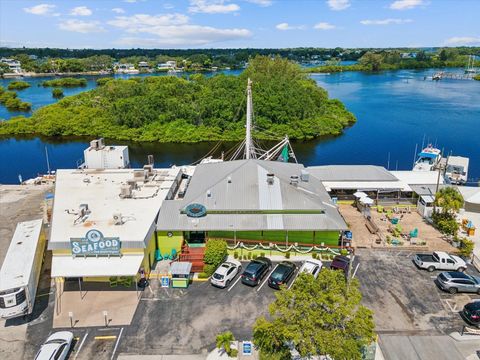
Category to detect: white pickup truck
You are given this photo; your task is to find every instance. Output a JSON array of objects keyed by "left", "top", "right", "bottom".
[{"left": 413, "top": 251, "right": 467, "bottom": 272}]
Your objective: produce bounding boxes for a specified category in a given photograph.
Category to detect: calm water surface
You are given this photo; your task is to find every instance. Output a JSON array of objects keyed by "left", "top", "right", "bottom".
[{"left": 1, "top": 68, "right": 479, "bottom": 185}]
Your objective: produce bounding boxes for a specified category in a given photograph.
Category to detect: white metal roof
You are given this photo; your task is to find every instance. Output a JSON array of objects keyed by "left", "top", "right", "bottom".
[
  {"left": 0, "top": 219, "right": 43, "bottom": 291},
  {"left": 51, "top": 254, "right": 144, "bottom": 277},
  {"left": 307, "top": 165, "right": 398, "bottom": 182},
  {"left": 49, "top": 168, "right": 180, "bottom": 250},
  {"left": 390, "top": 171, "right": 442, "bottom": 186},
  {"left": 447, "top": 156, "right": 469, "bottom": 168}
]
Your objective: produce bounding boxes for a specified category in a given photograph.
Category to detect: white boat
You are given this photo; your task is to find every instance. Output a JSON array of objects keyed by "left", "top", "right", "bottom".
[
  {"left": 445, "top": 156, "right": 469, "bottom": 185},
  {"left": 413, "top": 145, "right": 442, "bottom": 172}
]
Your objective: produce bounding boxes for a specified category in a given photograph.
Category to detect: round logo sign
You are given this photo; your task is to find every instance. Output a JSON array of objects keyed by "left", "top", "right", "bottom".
[
  {"left": 185, "top": 203, "right": 207, "bottom": 218},
  {"left": 85, "top": 229, "right": 103, "bottom": 242}
]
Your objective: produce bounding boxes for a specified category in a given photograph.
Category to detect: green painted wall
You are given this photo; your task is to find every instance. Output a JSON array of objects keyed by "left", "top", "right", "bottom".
[
  {"left": 208, "top": 230, "right": 339, "bottom": 246},
  {"left": 157, "top": 231, "right": 183, "bottom": 256}
]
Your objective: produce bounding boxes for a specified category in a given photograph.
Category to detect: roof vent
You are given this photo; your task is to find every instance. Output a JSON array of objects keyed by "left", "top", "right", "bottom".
[
  {"left": 207, "top": 189, "right": 212, "bottom": 198},
  {"left": 79, "top": 203, "right": 90, "bottom": 217},
  {"left": 113, "top": 212, "right": 123, "bottom": 225},
  {"left": 301, "top": 170, "right": 309, "bottom": 182},
  {"left": 90, "top": 139, "right": 100, "bottom": 150},
  {"left": 143, "top": 164, "right": 154, "bottom": 176},
  {"left": 290, "top": 175, "right": 299, "bottom": 187},
  {"left": 227, "top": 176, "right": 232, "bottom": 183},
  {"left": 267, "top": 173, "right": 274, "bottom": 185},
  {"left": 120, "top": 184, "right": 133, "bottom": 198}
]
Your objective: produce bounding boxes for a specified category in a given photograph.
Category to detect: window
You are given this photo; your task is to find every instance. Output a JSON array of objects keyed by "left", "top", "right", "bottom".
[
  {"left": 227, "top": 268, "right": 234, "bottom": 275},
  {"left": 54, "top": 344, "right": 67, "bottom": 360}
]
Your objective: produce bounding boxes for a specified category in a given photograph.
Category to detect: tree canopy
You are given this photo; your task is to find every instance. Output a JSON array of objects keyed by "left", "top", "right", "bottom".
[
  {"left": 0, "top": 56, "right": 355, "bottom": 142},
  {"left": 253, "top": 270, "right": 375, "bottom": 360},
  {"left": 434, "top": 187, "right": 464, "bottom": 215}
]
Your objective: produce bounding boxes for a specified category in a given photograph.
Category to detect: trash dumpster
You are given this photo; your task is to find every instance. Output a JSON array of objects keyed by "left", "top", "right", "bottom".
[{"left": 170, "top": 262, "right": 192, "bottom": 288}]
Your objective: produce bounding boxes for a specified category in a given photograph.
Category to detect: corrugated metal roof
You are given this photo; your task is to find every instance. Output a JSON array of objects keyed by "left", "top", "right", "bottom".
[
  {"left": 157, "top": 160, "right": 347, "bottom": 232},
  {"left": 307, "top": 165, "right": 398, "bottom": 182}
]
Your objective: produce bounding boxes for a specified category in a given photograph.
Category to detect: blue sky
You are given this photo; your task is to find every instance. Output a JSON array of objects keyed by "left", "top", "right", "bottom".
[{"left": 0, "top": 0, "right": 479, "bottom": 49}]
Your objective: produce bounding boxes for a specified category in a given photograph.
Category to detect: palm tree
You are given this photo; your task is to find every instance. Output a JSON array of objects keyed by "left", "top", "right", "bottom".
[
  {"left": 216, "top": 331, "right": 235, "bottom": 356},
  {"left": 434, "top": 187, "right": 464, "bottom": 216}
]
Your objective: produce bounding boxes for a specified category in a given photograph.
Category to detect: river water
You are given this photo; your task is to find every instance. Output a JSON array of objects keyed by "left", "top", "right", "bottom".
[{"left": 1, "top": 68, "right": 479, "bottom": 185}]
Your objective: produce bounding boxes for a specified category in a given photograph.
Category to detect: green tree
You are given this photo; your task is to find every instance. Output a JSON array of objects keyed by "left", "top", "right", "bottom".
[
  {"left": 416, "top": 50, "right": 428, "bottom": 61},
  {"left": 253, "top": 271, "right": 375, "bottom": 360},
  {"left": 0, "top": 63, "right": 10, "bottom": 75},
  {"left": 216, "top": 331, "right": 237, "bottom": 357},
  {"left": 203, "top": 239, "right": 228, "bottom": 276},
  {"left": 359, "top": 52, "right": 384, "bottom": 71},
  {"left": 434, "top": 187, "right": 464, "bottom": 216}
]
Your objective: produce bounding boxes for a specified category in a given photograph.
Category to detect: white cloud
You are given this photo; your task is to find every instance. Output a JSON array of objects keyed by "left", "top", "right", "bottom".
[
  {"left": 314, "top": 22, "right": 336, "bottom": 30},
  {"left": 112, "top": 8, "right": 126, "bottom": 14},
  {"left": 245, "top": 0, "right": 273, "bottom": 6},
  {"left": 275, "top": 22, "right": 305, "bottom": 31},
  {"left": 189, "top": 0, "right": 240, "bottom": 14},
  {"left": 108, "top": 13, "right": 251, "bottom": 46},
  {"left": 390, "top": 0, "right": 425, "bottom": 10},
  {"left": 444, "top": 36, "right": 480, "bottom": 46},
  {"left": 59, "top": 19, "right": 105, "bottom": 33},
  {"left": 360, "top": 18, "right": 413, "bottom": 25},
  {"left": 23, "top": 3, "right": 56, "bottom": 16},
  {"left": 70, "top": 6, "right": 92, "bottom": 16},
  {"left": 327, "top": 0, "right": 350, "bottom": 11},
  {"left": 164, "top": 3, "right": 175, "bottom": 9}
]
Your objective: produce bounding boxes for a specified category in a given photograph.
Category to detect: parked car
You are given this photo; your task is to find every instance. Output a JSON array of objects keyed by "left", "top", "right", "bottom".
[
  {"left": 435, "top": 271, "right": 480, "bottom": 294},
  {"left": 330, "top": 255, "right": 350, "bottom": 276},
  {"left": 414, "top": 251, "right": 467, "bottom": 272},
  {"left": 298, "top": 259, "right": 323, "bottom": 278},
  {"left": 34, "top": 331, "right": 73, "bottom": 360},
  {"left": 268, "top": 261, "right": 297, "bottom": 289},
  {"left": 241, "top": 257, "right": 272, "bottom": 286},
  {"left": 211, "top": 259, "right": 242, "bottom": 288},
  {"left": 462, "top": 301, "right": 480, "bottom": 326}
]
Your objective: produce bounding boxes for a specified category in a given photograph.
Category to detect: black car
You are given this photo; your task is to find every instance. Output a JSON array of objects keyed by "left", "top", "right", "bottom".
[
  {"left": 462, "top": 301, "right": 480, "bottom": 326},
  {"left": 241, "top": 257, "right": 272, "bottom": 286},
  {"left": 268, "top": 261, "right": 297, "bottom": 289},
  {"left": 330, "top": 255, "right": 350, "bottom": 276}
]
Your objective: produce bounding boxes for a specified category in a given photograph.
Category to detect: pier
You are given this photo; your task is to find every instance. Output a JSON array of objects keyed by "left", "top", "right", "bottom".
[{"left": 431, "top": 71, "right": 477, "bottom": 81}]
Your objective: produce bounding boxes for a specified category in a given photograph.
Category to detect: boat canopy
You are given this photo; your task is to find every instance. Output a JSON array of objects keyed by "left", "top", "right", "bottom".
[{"left": 418, "top": 152, "right": 438, "bottom": 159}]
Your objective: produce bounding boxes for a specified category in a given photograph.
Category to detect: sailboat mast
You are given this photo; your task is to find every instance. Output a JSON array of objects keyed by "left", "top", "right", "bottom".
[{"left": 245, "top": 78, "right": 253, "bottom": 159}]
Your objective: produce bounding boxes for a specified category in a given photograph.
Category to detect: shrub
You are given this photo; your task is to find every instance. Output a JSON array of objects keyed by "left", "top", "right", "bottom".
[
  {"left": 41, "top": 77, "right": 87, "bottom": 88},
  {"left": 432, "top": 212, "right": 459, "bottom": 236},
  {"left": 260, "top": 252, "right": 265, "bottom": 257},
  {"left": 340, "top": 249, "right": 349, "bottom": 256},
  {"left": 458, "top": 237, "right": 474, "bottom": 258},
  {"left": 52, "top": 88, "right": 64, "bottom": 99},
  {"left": 247, "top": 252, "right": 252, "bottom": 260},
  {"left": 97, "top": 77, "right": 114, "bottom": 86},
  {"left": 330, "top": 254, "right": 335, "bottom": 260},
  {"left": 204, "top": 239, "right": 228, "bottom": 269},
  {"left": 311, "top": 252, "right": 317, "bottom": 259},
  {"left": 203, "top": 264, "right": 217, "bottom": 277},
  {"left": 198, "top": 272, "right": 209, "bottom": 279},
  {"left": 233, "top": 251, "right": 239, "bottom": 259},
  {"left": 8, "top": 81, "right": 31, "bottom": 90},
  {"left": 285, "top": 252, "right": 290, "bottom": 259}
]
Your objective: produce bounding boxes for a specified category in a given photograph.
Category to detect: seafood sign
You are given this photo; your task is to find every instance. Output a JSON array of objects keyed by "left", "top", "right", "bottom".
[{"left": 71, "top": 229, "right": 121, "bottom": 256}]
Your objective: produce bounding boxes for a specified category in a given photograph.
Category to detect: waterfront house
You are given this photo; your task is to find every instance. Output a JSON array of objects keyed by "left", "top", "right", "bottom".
[{"left": 0, "top": 58, "right": 22, "bottom": 73}]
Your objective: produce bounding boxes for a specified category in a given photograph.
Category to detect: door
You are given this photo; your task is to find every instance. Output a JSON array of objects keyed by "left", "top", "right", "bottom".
[{"left": 446, "top": 258, "right": 456, "bottom": 270}]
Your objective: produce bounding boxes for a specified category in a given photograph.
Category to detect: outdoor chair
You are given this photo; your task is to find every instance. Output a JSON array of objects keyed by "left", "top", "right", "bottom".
[
  {"left": 410, "top": 228, "right": 419, "bottom": 238},
  {"left": 155, "top": 249, "right": 162, "bottom": 261},
  {"left": 170, "top": 248, "right": 177, "bottom": 260}
]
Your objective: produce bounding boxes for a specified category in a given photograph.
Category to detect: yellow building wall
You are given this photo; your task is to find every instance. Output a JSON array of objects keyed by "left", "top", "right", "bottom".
[
  {"left": 157, "top": 231, "right": 183, "bottom": 256},
  {"left": 142, "top": 232, "right": 157, "bottom": 273}
]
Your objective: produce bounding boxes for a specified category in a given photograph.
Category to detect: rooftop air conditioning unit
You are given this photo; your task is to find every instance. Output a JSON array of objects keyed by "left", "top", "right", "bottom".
[
  {"left": 143, "top": 164, "right": 154, "bottom": 176},
  {"left": 79, "top": 203, "right": 90, "bottom": 217},
  {"left": 301, "top": 170, "right": 310, "bottom": 182},
  {"left": 127, "top": 179, "right": 137, "bottom": 189},
  {"left": 90, "top": 139, "right": 99, "bottom": 150},
  {"left": 98, "top": 138, "right": 105, "bottom": 149},
  {"left": 290, "top": 175, "right": 299, "bottom": 187},
  {"left": 133, "top": 170, "right": 144, "bottom": 179},
  {"left": 267, "top": 173, "right": 275, "bottom": 185},
  {"left": 113, "top": 213, "right": 123, "bottom": 225},
  {"left": 120, "top": 185, "right": 133, "bottom": 198}
]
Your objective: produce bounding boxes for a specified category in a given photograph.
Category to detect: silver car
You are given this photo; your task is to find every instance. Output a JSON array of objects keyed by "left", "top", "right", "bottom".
[
  {"left": 35, "top": 331, "right": 73, "bottom": 360},
  {"left": 211, "top": 259, "right": 242, "bottom": 288},
  {"left": 436, "top": 271, "right": 480, "bottom": 294}
]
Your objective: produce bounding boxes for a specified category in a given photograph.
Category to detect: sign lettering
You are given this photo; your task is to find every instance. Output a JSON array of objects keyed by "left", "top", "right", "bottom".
[{"left": 71, "top": 230, "right": 121, "bottom": 256}]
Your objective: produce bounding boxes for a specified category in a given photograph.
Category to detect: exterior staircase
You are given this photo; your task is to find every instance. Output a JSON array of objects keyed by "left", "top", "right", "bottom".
[{"left": 178, "top": 244, "right": 205, "bottom": 273}]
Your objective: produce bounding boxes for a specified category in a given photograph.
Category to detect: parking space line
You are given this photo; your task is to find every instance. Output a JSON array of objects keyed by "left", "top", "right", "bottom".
[
  {"left": 73, "top": 332, "right": 88, "bottom": 360},
  {"left": 352, "top": 263, "right": 360, "bottom": 279},
  {"left": 445, "top": 299, "right": 458, "bottom": 313},
  {"left": 227, "top": 274, "right": 243, "bottom": 292},
  {"left": 110, "top": 327, "right": 124, "bottom": 360},
  {"left": 287, "top": 270, "right": 299, "bottom": 290},
  {"left": 257, "top": 265, "right": 278, "bottom": 292}
]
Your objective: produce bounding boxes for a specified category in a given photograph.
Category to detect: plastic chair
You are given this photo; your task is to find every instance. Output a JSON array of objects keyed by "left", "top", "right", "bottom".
[
  {"left": 410, "top": 228, "right": 419, "bottom": 238},
  {"left": 170, "top": 248, "right": 177, "bottom": 260},
  {"left": 155, "top": 249, "right": 162, "bottom": 261},
  {"left": 163, "top": 252, "right": 171, "bottom": 260}
]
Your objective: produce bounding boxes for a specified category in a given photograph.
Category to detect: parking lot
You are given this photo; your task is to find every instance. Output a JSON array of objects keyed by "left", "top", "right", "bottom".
[
  {"left": 22, "top": 260, "right": 307, "bottom": 359},
  {"left": 356, "top": 248, "right": 480, "bottom": 335}
]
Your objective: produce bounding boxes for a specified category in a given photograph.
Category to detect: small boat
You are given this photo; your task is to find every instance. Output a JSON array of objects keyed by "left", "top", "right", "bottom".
[
  {"left": 413, "top": 145, "right": 442, "bottom": 171},
  {"left": 445, "top": 156, "right": 469, "bottom": 185}
]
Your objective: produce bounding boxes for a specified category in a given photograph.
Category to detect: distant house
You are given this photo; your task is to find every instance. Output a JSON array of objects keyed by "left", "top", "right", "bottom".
[
  {"left": 29, "top": 55, "right": 38, "bottom": 60},
  {"left": 401, "top": 52, "right": 417, "bottom": 59},
  {"left": 158, "top": 60, "right": 177, "bottom": 70},
  {"left": 0, "top": 58, "right": 22, "bottom": 73},
  {"left": 138, "top": 61, "right": 150, "bottom": 69},
  {"left": 113, "top": 62, "right": 139, "bottom": 74}
]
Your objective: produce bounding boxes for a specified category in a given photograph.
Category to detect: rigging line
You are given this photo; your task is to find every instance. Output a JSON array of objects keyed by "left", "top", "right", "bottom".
[
  {"left": 188, "top": 141, "right": 222, "bottom": 166},
  {"left": 223, "top": 140, "right": 244, "bottom": 159}
]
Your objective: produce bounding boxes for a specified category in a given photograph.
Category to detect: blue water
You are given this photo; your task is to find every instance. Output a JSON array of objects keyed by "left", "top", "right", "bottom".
[{"left": 0, "top": 68, "right": 479, "bottom": 185}]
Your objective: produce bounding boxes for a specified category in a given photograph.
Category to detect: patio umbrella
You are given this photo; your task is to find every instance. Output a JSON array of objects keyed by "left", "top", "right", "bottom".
[
  {"left": 354, "top": 191, "right": 368, "bottom": 198},
  {"left": 360, "top": 197, "right": 374, "bottom": 205}
]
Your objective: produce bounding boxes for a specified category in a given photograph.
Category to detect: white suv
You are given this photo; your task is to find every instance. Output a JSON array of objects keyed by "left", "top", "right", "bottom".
[
  {"left": 211, "top": 259, "right": 242, "bottom": 288},
  {"left": 299, "top": 259, "right": 323, "bottom": 279},
  {"left": 35, "top": 331, "right": 73, "bottom": 360}
]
